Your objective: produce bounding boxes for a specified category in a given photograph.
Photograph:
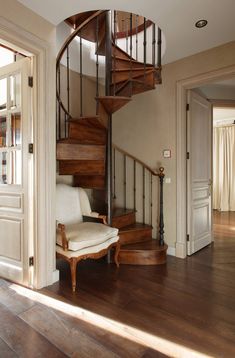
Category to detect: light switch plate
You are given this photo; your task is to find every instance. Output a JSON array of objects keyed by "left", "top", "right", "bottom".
[{"left": 163, "top": 149, "right": 171, "bottom": 158}]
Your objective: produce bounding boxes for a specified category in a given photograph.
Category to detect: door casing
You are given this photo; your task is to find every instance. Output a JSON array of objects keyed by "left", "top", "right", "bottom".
[{"left": 176, "top": 65, "right": 235, "bottom": 259}]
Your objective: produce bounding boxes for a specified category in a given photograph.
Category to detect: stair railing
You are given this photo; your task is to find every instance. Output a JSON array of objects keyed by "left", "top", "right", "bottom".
[
  {"left": 113, "top": 145, "right": 165, "bottom": 245},
  {"left": 56, "top": 10, "right": 106, "bottom": 140}
]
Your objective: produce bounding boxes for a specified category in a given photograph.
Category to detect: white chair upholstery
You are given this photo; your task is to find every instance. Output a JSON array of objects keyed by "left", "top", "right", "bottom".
[{"left": 56, "top": 184, "right": 120, "bottom": 291}]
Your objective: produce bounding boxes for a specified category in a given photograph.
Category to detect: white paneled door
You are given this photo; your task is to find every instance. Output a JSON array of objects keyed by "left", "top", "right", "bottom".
[
  {"left": 187, "top": 90, "right": 212, "bottom": 255},
  {"left": 0, "top": 58, "right": 33, "bottom": 286}
]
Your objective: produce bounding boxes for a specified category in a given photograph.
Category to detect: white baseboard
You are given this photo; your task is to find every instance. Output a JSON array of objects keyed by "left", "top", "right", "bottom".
[
  {"left": 167, "top": 246, "right": 176, "bottom": 256},
  {"left": 52, "top": 269, "right": 60, "bottom": 284}
]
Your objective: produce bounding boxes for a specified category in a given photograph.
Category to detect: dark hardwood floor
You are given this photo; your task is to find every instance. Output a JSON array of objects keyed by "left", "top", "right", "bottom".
[{"left": 0, "top": 211, "right": 235, "bottom": 357}]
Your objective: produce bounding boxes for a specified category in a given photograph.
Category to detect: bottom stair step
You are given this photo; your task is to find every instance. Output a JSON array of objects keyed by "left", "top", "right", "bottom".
[
  {"left": 119, "top": 223, "right": 152, "bottom": 245},
  {"left": 118, "top": 240, "right": 168, "bottom": 265}
]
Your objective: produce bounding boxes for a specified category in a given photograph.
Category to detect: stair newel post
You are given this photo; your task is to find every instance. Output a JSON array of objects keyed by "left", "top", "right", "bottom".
[
  {"left": 152, "top": 23, "right": 156, "bottom": 66},
  {"left": 157, "top": 28, "right": 162, "bottom": 70},
  {"left": 135, "top": 15, "right": 138, "bottom": 61},
  {"left": 105, "top": 10, "right": 113, "bottom": 228},
  {"left": 158, "top": 167, "right": 165, "bottom": 246},
  {"left": 79, "top": 32, "right": 83, "bottom": 117},
  {"left": 95, "top": 15, "right": 99, "bottom": 115},
  {"left": 143, "top": 17, "right": 147, "bottom": 82}
]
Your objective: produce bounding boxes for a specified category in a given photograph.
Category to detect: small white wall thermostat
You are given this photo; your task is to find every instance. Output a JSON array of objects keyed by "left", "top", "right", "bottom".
[{"left": 163, "top": 149, "right": 171, "bottom": 158}]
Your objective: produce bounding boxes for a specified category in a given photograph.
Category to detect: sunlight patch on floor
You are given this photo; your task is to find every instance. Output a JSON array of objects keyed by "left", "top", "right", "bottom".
[{"left": 10, "top": 283, "right": 213, "bottom": 358}]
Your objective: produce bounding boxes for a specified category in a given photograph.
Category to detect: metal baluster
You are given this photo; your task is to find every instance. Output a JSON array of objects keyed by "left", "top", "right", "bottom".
[
  {"left": 129, "top": 13, "right": 133, "bottom": 96},
  {"left": 80, "top": 33, "right": 83, "bottom": 116},
  {"left": 124, "top": 154, "right": 127, "bottom": 210},
  {"left": 135, "top": 15, "right": 138, "bottom": 61},
  {"left": 66, "top": 46, "right": 70, "bottom": 137},
  {"left": 152, "top": 24, "right": 156, "bottom": 66},
  {"left": 113, "top": 10, "right": 117, "bottom": 96},
  {"left": 105, "top": 10, "right": 113, "bottom": 229},
  {"left": 134, "top": 160, "right": 136, "bottom": 211},
  {"left": 96, "top": 15, "right": 99, "bottom": 114},
  {"left": 113, "top": 147, "right": 116, "bottom": 199},
  {"left": 57, "top": 65, "right": 61, "bottom": 139},
  {"left": 157, "top": 28, "right": 162, "bottom": 69},
  {"left": 150, "top": 173, "right": 153, "bottom": 226},
  {"left": 158, "top": 167, "right": 165, "bottom": 246},
  {"left": 143, "top": 18, "right": 147, "bottom": 81},
  {"left": 126, "top": 18, "right": 129, "bottom": 54},
  {"left": 143, "top": 167, "right": 145, "bottom": 224}
]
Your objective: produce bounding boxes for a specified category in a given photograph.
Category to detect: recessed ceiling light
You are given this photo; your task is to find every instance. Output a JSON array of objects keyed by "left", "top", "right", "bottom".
[{"left": 195, "top": 19, "right": 208, "bottom": 28}]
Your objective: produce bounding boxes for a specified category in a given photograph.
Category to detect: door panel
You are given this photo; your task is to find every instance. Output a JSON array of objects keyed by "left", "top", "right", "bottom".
[
  {"left": 0, "top": 58, "right": 32, "bottom": 285},
  {"left": 187, "top": 90, "right": 212, "bottom": 255}
]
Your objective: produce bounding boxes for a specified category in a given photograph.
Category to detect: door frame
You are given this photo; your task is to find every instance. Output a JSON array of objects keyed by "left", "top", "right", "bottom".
[
  {"left": 176, "top": 64, "right": 235, "bottom": 258},
  {"left": 0, "top": 17, "right": 58, "bottom": 288}
]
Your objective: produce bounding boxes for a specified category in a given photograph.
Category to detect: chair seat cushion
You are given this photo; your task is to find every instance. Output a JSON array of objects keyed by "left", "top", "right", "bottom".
[
  {"left": 56, "top": 235, "right": 119, "bottom": 258},
  {"left": 57, "top": 222, "right": 119, "bottom": 251}
]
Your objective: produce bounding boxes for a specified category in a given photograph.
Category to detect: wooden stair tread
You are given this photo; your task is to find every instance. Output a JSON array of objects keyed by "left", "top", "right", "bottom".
[
  {"left": 119, "top": 223, "right": 152, "bottom": 233},
  {"left": 69, "top": 117, "right": 106, "bottom": 130},
  {"left": 113, "top": 208, "right": 135, "bottom": 217},
  {"left": 97, "top": 96, "right": 131, "bottom": 114},
  {"left": 112, "top": 68, "right": 155, "bottom": 85},
  {"left": 112, "top": 67, "right": 154, "bottom": 72}
]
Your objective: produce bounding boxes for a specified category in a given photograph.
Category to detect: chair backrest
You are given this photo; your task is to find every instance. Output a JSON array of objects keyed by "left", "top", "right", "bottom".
[
  {"left": 56, "top": 184, "right": 94, "bottom": 225},
  {"left": 56, "top": 184, "right": 83, "bottom": 225}
]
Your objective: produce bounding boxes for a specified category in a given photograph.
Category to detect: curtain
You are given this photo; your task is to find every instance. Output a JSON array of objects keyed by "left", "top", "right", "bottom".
[{"left": 213, "top": 125, "right": 235, "bottom": 211}]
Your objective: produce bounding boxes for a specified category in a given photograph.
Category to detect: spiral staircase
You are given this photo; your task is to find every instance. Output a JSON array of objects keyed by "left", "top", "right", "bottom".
[{"left": 56, "top": 10, "right": 167, "bottom": 265}]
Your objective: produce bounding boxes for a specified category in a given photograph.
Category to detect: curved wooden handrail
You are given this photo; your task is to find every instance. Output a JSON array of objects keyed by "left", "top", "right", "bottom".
[
  {"left": 56, "top": 10, "right": 106, "bottom": 66},
  {"left": 56, "top": 10, "right": 106, "bottom": 118},
  {"left": 113, "top": 144, "right": 162, "bottom": 176}
]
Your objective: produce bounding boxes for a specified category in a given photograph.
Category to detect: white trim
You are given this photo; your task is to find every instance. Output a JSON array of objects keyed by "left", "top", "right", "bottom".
[
  {"left": 176, "top": 64, "right": 235, "bottom": 259},
  {"left": 0, "top": 17, "right": 56, "bottom": 288},
  {"left": 167, "top": 246, "right": 176, "bottom": 257}
]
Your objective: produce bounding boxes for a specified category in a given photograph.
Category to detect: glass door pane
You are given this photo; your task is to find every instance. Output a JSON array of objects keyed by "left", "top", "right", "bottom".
[
  {"left": 10, "top": 113, "right": 21, "bottom": 147},
  {"left": 0, "top": 115, "right": 7, "bottom": 147},
  {"left": 0, "top": 151, "right": 7, "bottom": 184},
  {"left": 0, "top": 78, "right": 7, "bottom": 111},
  {"left": 10, "top": 74, "right": 21, "bottom": 109}
]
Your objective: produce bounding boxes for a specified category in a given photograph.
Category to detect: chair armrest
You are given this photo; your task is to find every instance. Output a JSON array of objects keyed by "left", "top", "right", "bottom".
[
  {"left": 83, "top": 215, "right": 106, "bottom": 224},
  {"left": 57, "top": 223, "right": 68, "bottom": 251}
]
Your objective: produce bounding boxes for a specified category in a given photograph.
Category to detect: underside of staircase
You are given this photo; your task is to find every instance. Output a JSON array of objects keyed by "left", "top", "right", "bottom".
[{"left": 56, "top": 10, "right": 167, "bottom": 265}]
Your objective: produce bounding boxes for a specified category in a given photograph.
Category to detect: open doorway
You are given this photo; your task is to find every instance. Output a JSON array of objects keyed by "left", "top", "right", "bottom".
[{"left": 187, "top": 78, "right": 235, "bottom": 255}]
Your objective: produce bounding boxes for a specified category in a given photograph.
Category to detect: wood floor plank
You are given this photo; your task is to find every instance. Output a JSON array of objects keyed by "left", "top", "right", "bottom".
[
  {"left": 20, "top": 304, "right": 119, "bottom": 358},
  {"left": 0, "top": 337, "right": 17, "bottom": 357},
  {"left": 0, "top": 303, "right": 66, "bottom": 357},
  {"left": 0, "top": 285, "right": 36, "bottom": 315},
  {"left": 42, "top": 211, "right": 235, "bottom": 358}
]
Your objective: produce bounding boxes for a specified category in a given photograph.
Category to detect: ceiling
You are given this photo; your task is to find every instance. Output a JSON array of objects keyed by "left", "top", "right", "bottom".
[
  {"left": 197, "top": 76, "right": 235, "bottom": 100},
  {"left": 17, "top": 0, "right": 235, "bottom": 64}
]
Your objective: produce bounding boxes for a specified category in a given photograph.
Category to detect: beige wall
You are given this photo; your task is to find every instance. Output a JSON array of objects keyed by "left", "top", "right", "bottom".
[
  {"left": 0, "top": 0, "right": 55, "bottom": 43},
  {"left": 113, "top": 41, "right": 235, "bottom": 250}
]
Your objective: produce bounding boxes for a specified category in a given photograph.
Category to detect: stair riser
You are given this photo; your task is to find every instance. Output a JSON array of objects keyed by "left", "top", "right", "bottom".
[
  {"left": 112, "top": 46, "right": 131, "bottom": 61},
  {"left": 74, "top": 175, "right": 105, "bottom": 189},
  {"left": 57, "top": 143, "right": 105, "bottom": 161},
  {"left": 119, "top": 227, "right": 152, "bottom": 245},
  {"left": 69, "top": 123, "right": 106, "bottom": 145},
  {"left": 112, "top": 69, "right": 154, "bottom": 84},
  {"left": 59, "top": 160, "right": 105, "bottom": 176},
  {"left": 112, "top": 212, "right": 136, "bottom": 229},
  {"left": 112, "top": 58, "right": 153, "bottom": 71},
  {"left": 118, "top": 248, "right": 167, "bottom": 265}
]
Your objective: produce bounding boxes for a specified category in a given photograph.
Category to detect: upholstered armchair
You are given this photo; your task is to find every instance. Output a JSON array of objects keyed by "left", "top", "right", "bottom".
[{"left": 56, "top": 184, "right": 120, "bottom": 291}]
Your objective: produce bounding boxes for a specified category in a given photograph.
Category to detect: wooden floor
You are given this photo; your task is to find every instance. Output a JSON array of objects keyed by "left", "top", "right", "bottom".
[{"left": 0, "top": 211, "right": 235, "bottom": 357}]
